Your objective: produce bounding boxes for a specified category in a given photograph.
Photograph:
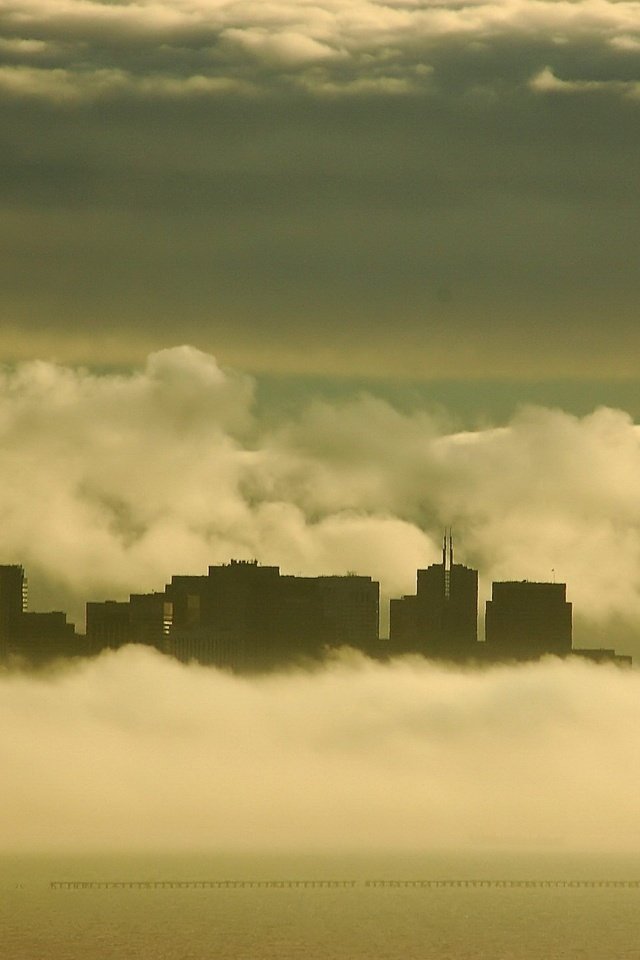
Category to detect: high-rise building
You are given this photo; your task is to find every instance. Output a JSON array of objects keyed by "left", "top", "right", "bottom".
[
  {"left": 165, "top": 560, "right": 380, "bottom": 670},
  {"left": 484, "top": 580, "right": 572, "bottom": 660},
  {"left": 86, "top": 600, "right": 130, "bottom": 650},
  {"left": 86, "top": 593, "right": 173, "bottom": 652},
  {"left": 0, "top": 565, "right": 27, "bottom": 658},
  {"left": 129, "top": 592, "right": 173, "bottom": 648},
  {"left": 389, "top": 532, "right": 478, "bottom": 660}
]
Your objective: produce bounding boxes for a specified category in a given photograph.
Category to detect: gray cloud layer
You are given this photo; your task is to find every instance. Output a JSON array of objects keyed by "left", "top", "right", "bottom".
[
  {"left": 2, "top": 647, "right": 639, "bottom": 852},
  {"left": 2, "top": 347, "right": 640, "bottom": 651},
  {"left": 1, "top": 2, "right": 639, "bottom": 378},
  {"left": 0, "top": 1, "right": 639, "bottom": 102}
]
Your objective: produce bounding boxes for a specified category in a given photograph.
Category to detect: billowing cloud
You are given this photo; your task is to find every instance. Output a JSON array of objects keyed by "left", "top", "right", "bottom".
[
  {"left": 2, "top": 347, "right": 640, "bottom": 652},
  {"left": 2, "top": 647, "right": 640, "bottom": 852},
  {"left": 0, "top": 0, "right": 639, "bottom": 102}
]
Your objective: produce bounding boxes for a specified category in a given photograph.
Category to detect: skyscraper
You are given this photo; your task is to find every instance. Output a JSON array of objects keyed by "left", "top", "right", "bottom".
[
  {"left": 390, "top": 532, "right": 478, "bottom": 660},
  {"left": 0, "top": 564, "right": 27, "bottom": 658}
]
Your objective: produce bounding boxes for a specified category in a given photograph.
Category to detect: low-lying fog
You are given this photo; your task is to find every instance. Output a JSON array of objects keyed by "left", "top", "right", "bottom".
[{"left": 1, "top": 647, "right": 639, "bottom": 853}]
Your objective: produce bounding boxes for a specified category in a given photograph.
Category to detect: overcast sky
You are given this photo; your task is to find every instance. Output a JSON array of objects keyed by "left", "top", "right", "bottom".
[
  {"left": 2, "top": 3, "right": 640, "bottom": 645},
  {"left": 1, "top": 0, "right": 639, "bottom": 387},
  {"left": 4, "top": 5, "right": 640, "bottom": 862}
]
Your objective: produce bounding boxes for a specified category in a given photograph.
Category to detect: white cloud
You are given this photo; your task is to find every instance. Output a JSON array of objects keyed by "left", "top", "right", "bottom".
[
  {"left": 0, "top": 64, "right": 255, "bottom": 102},
  {"left": 1, "top": 647, "right": 640, "bottom": 852},
  {"left": 0, "top": 0, "right": 639, "bottom": 101},
  {"left": 530, "top": 64, "right": 640, "bottom": 97},
  {"left": 2, "top": 347, "right": 640, "bottom": 650},
  {"left": 221, "top": 27, "right": 340, "bottom": 66}
]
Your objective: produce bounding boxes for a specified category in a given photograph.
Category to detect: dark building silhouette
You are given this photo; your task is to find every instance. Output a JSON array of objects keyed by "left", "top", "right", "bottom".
[
  {"left": 316, "top": 575, "right": 380, "bottom": 649},
  {"left": 0, "top": 565, "right": 27, "bottom": 656},
  {"left": 389, "top": 533, "right": 478, "bottom": 661},
  {"left": 165, "top": 560, "right": 380, "bottom": 670},
  {"left": 485, "top": 581, "right": 572, "bottom": 660},
  {"left": 15, "top": 610, "right": 79, "bottom": 662},
  {"left": 0, "top": 564, "right": 83, "bottom": 663},
  {"left": 129, "top": 592, "right": 173, "bottom": 647},
  {"left": 86, "top": 593, "right": 172, "bottom": 652},
  {"left": 1, "top": 553, "right": 633, "bottom": 670},
  {"left": 86, "top": 600, "right": 130, "bottom": 650},
  {"left": 572, "top": 648, "right": 632, "bottom": 667}
]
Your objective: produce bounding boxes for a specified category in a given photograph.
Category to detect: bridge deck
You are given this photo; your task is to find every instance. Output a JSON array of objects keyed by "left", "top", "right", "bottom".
[{"left": 49, "top": 879, "right": 640, "bottom": 890}]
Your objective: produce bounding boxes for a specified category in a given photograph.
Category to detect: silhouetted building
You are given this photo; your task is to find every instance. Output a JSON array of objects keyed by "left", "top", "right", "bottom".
[
  {"left": 317, "top": 575, "right": 380, "bottom": 649},
  {"left": 165, "top": 560, "right": 380, "bottom": 670},
  {"left": 485, "top": 581, "right": 572, "bottom": 660},
  {"left": 86, "top": 600, "right": 130, "bottom": 650},
  {"left": 0, "top": 564, "right": 85, "bottom": 663},
  {"left": 86, "top": 593, "right": 172, "bottom": 652},
  {"left": 2, "top": 556, "right": 633, "bottom": 670},
  {"left": 389, "top": 533, "right": 478, "bottom": 661},
  {"left": 0, "top": 565, "right": 27, "bottom": 656},
  {"left": 129, "top": 592, "right": 172, "bottom": 648},
  {"left": 572, "top": 648, "right": 632, "bottom": 667},
  {"left": 14, "top": 610, "right": 79, "bottom": 663},
  {"left": 165, "top": 626, "right": 240, "bottom": 668}
]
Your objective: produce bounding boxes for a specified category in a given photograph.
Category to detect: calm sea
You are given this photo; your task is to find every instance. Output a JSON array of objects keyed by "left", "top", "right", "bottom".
[{"left": 2, "top": 851, "right": 639, "bottom": 959}]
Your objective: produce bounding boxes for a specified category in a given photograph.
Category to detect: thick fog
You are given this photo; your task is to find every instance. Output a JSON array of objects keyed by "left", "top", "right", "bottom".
[
  {"left": 1, "top": 647, "right": 639, "bottom": 853},
  {"left": 1, "top": 347, "right": 640, "bottom": 650}
]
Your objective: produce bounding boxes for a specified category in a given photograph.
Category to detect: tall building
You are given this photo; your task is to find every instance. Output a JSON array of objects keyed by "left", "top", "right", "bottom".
[
  {"left": 0, "top": 565, "right": 27, "bottom": 656},
  {"left": 165, "top": 560, "right": 380, "bottom": 670},
  {"left": 389, "top": 532, "right": 478, "bottom": 660},
  {"left": 86, "top": 593, "right": 173, "bottom": 652},
  {"left": 0, "top": 564, "right": 27, "bottom": 645},
  {"left": 484, "top": 581, "right": 572, "bottom": 660},
  {"left": 86, "top": 600, "right": 130, "bottom": 650},
  {"left": 129, "top": 592, "right": 173, "bottom": 648}
]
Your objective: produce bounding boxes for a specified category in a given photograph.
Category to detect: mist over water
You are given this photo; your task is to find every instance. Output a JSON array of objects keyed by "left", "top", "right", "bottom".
[{"left": 2, "top": 647, "right": 639, "bottom": 855}]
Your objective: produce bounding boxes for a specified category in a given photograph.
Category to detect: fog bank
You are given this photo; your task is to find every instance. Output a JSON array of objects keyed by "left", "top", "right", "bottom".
[{"left": 1, "top": 648, "right": 639, "bottom": 853}]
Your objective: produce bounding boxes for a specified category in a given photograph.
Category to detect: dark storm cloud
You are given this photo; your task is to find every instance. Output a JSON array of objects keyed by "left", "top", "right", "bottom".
[{"left": 1, "top": 1, "right": 639, "bottom": 376}]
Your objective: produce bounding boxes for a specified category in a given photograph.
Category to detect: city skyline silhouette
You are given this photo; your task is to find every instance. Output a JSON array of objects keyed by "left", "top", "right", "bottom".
[{"left": 0, "top": 538, "right": 631, "bottom": 669}]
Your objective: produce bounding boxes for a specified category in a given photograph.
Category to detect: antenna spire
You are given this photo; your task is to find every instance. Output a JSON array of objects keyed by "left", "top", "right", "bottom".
[{"left": 449, "top": 527, "right": 454, "bottom": 568}]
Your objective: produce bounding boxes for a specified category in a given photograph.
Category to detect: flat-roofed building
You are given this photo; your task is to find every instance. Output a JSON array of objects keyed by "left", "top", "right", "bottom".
[
  {"left": 0, "top": 564, "right": 27, "bottom": 657},
  {"left": 165, "top": 560, "right": 380, "bottom": 671},
  {"left": 485, "top": 580, "right": 572, "bottom": 660}
]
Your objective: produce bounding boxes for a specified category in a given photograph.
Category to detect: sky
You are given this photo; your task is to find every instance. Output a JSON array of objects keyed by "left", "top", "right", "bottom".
[
  {"left": 1, "top": 1, "right": 640, "bottom": 637},
  {"left": 0, "top": 0, "right": 639, "bottom": 388},
  {"left": 3, "top": 2, "right": 640, "bottom": 858}
]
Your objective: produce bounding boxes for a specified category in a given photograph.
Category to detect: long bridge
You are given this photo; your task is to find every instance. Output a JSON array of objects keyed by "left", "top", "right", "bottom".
[
  {"left": 50, "top": 880, "right": 358, "bottom": 890},
  {"left": 50, "top": 879, "right": 640, "bottom": 890}
]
